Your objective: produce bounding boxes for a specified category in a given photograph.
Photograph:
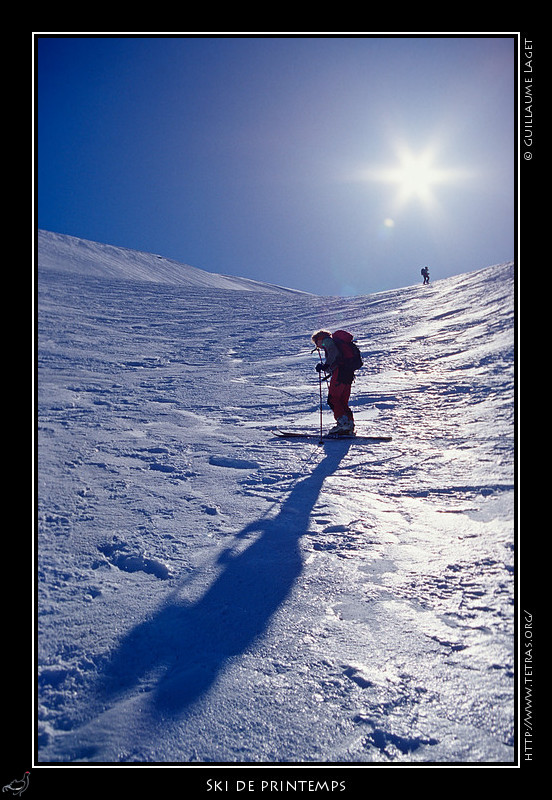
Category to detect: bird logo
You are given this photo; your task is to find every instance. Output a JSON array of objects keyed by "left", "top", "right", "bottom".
[{"left": 2, "top": 773, "right": 30, "bottom": 797}]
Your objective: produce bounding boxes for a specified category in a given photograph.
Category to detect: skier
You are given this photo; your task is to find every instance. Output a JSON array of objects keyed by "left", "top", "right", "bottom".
[
  {"left": 421, "top": 266, "right": 430, "bottom": 285},
  {"left": 312, "top": 330, "right": 356, "bottom": 435}
]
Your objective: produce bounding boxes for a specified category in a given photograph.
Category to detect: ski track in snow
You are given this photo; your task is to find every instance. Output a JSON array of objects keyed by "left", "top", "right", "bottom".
[{"left": 36, "top": 231, "right": 515, "bottom": 764}]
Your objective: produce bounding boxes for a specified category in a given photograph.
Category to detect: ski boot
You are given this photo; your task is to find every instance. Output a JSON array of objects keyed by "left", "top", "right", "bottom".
[{"left": 328, "top": 416, "right": 355, "bottom": 436}]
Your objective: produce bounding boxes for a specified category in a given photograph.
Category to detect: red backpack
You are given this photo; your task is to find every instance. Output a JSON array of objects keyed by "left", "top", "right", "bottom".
[{"left": 332, "top": 330, "right": 363, "bottom": 371}]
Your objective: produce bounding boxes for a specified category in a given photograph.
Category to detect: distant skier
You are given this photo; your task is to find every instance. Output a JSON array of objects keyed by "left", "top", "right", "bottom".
[
  {"left": 421, "top": 266, "right": 430, "bottom": 285},
  {"left": 312, "top": 330, "right": 359, "bottom": 435}
]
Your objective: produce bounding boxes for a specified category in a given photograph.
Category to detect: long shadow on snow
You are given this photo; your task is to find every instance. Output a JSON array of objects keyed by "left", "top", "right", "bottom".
[{"left": 102, "top": 441, "right": 351, "bottom": 717}]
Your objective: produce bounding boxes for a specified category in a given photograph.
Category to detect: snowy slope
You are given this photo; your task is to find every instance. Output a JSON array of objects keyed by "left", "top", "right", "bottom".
[
  {"left": 37, "top": 230, "right": 311, "bottom": 294},
  {"left": 36, "top": 232, "right": 515, "bottom": 765}
]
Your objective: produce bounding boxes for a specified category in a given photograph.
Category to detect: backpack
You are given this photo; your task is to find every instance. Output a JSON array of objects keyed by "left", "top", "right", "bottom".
[{"left": 332, "top": 330, "right": 363, "bottom": 371}]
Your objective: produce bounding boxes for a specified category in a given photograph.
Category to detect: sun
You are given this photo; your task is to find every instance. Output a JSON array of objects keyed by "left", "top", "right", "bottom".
[
  {"left": 388, "top": 148, "right": 444, "bottom": 204},
  {"left": 361, "top": 142, "right": 467, "bottom": 214}
]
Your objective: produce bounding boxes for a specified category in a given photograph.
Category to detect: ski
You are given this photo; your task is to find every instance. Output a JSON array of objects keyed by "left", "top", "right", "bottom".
[{"left": 274, "top": 429, "right": 392, "bottom": 442}]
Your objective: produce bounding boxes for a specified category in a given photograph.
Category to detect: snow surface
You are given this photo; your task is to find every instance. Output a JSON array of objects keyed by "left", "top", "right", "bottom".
[{"left": 36, "top": 231, "right": 515, "bottom": 765}]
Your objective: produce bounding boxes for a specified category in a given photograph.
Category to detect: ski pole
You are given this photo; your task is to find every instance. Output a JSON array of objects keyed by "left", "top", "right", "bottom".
[
  {"left": 318, "top": 367, "right": 323, "bottom": 441},
  {"left": 314, "top": 345, "right": 324, "bottom": 441}
]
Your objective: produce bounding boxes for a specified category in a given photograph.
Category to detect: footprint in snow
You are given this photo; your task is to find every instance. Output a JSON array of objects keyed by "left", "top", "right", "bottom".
[
  {"left": 97, "top": 540, "right": 171, "bottom": 580},
  {"left": 209, "top": 455, "right": 259, "bottom": 470}
]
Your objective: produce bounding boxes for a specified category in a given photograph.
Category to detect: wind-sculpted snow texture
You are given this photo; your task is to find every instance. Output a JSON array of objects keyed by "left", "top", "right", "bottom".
[{"left": 37, "top": 231, "right": 515, "bottom": 763}]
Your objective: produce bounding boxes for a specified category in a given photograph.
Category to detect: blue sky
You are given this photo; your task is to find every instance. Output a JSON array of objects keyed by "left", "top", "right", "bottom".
[{"left": 36, "top": 35, "right": 516, "bottom": 295}]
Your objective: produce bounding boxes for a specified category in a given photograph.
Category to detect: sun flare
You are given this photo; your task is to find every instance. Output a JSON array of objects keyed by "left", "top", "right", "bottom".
[
  {"left": 388, "top": 149, "right": 444, "bottom": 203},
  {"left": 361, "top": 143, "right": 469, "bottom": 213}
]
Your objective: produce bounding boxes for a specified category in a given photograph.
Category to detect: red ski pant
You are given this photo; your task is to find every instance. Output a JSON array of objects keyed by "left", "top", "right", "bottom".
[{"left": 328, "top": 374, "right": 353, "bottom": 421}]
